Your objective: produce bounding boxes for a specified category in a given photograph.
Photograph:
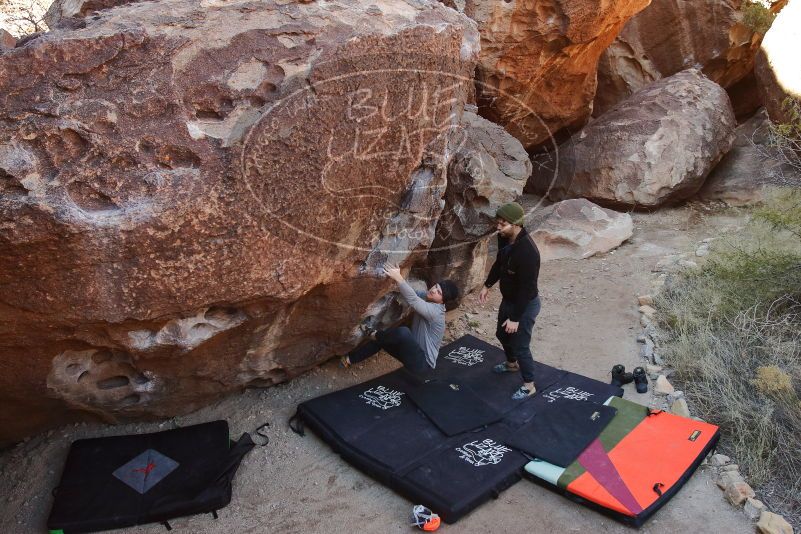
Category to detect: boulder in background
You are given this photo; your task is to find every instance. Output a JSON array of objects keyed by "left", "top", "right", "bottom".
[{"left": 529, "top": 69, "right": 737, "bottom": 208}]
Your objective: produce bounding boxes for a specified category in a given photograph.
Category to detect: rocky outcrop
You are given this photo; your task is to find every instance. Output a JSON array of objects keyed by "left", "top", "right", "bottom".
[
  {"left": 44, "top": 0, "right": 143, "bottom": 28},
  {"left": 0, "top": 29, "right": 15, "bottom": 49},
  {"left": 699, "top": 109, "right": 801, "bottom": 205},
  {"left": 529, "top": 69, "right": 737, "bottom": 208},
  {"left": 0, "top": 0, "right": 480, "bottom": 444},
  {"left": 420, "top": 107, "right": 531, "bottom": 291},
  {"left": 755, "top": 0, "right": 801, "bottom": 124},
  {"left": 531, "top": 199, "right": 633, "bottom": 261},
  {"left": 448, "top": 0, "right": 649, "bottom": 149},
  {"left": 595, "top": 0, "right": 764, "bottom": 117}
]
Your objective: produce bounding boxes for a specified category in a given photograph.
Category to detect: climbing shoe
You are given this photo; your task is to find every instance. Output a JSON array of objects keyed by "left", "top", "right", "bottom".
[
  {"left": 358, "top": 317, "right": 379, "bottom": 340},
  {"left": 610, "top": 364, "right": 633, "bottom": 387},
  {"left": 493, "top": 361, "right": 520, "bottom": 374},
  {"left": 633, "top": 366, "right": 648, "bottom": 393},
  {"left": 511, "top": 384, "right": 537, "bottom": 400}
]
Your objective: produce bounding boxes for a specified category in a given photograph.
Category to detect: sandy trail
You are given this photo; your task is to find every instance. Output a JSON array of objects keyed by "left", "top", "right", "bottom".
[{"left": 0, "top": 201, "right": 754, "bottom": 533}]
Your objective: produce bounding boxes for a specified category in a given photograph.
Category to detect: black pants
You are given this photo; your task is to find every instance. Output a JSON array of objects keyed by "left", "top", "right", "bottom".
[
  {"left": 348, "top": 326, "right": 431, "bottom": 376},
  {"left": 495, "top": 297, "right": 541, "bottom": 383}
]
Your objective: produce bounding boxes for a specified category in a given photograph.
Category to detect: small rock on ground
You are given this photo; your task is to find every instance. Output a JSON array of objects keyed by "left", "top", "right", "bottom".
[
  {"left": 725, "top": 482, "right": 755, "bottom": 506},
  {"left": 708, "top": 454, "right": 729, "bottom": 469},
  {"left": 654, "top": 375, "right": 675, "bottom": 395},
  {"left": 670, "top": 397, "right": 691, "bottom": 418},
  {"left": 717, "top": 470, "right": 746, "bottom": 490},
  {"left": 639, "top": 305, "right": 657, "bottom": 317},
  {"left": 638, "top": 294, "right": 654, "bottom": 306},
  {"left": 646, "top": 364, "right": 663, "bottom": 378},
  {"left": 757, "top": 511, "right": 794, "bottom": 534},
  {"left": 744, "top": 498, "right": 765, "bottom": 521}
]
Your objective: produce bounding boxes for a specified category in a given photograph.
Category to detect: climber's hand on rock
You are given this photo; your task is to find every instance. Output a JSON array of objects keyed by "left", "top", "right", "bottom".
[{"left": 383, "top": 265, "right": 404, "bottom": 283}]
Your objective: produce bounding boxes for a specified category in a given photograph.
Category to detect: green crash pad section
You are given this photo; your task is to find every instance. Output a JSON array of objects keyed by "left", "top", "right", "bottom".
[{"left": 556, "top": 397, "right": 648, "bottom": 489}]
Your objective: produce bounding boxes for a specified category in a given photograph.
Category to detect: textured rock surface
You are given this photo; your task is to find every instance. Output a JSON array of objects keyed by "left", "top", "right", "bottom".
[
  {"left": 725, "top": 481, "right": 756, "bottom": 506},
  {"left": 531, "top": 199, "right": 633, "bottom": 261},
  {"left": 448, "top": 0, "right": 648, "bottom": 149},
  {"left": 595, "top": 0, "right": 764, "bottom": 116},
  {"left": 757, "top": 511, "right": 794, "bottom": 534},
  {"left": 0, "top": 28, "right": 16, "bottom": 49},
  {"left": 529, "top": 70, "right": 737, "bottom": 208},
  {"left": 420, "top": 107, "right": 531, "bottom": 293},
  {"left": 699, "top": 109, "right": 801, "bottom": 205},
  {"left": 0, "top": 0, "right": 480, "bottom": 444},
  {"left": 755, "top": 0, "right": 801, "bottom": 124},
  {"left": 44, "top": 0, "right": 143, "bottom": 28}
]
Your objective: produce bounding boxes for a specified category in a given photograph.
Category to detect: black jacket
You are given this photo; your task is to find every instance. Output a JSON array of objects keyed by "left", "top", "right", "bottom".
[{"left": 484, "top": 227, "right": 540, "bottom": 321}]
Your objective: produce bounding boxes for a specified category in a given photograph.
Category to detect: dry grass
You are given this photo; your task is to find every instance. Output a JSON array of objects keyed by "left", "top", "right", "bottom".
[{"left": 655, "top": 195, "right": 801, "bottom": 527}]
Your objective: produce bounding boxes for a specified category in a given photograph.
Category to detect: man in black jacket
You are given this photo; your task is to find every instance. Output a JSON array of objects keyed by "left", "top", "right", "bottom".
[{"left": 479, "top": 202, "right": 542, "bottom": 400}]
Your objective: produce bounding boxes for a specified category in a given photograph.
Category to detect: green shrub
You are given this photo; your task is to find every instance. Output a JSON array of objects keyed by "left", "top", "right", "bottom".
[
  {"left": 656, "top": 194, "right": 801, "bottom": 524},
  {"left": 742, "top": 0, "right": 776, "bottom": 35},
  {"left": 768, "top": 98, "right": 801, "bottom": 172}
]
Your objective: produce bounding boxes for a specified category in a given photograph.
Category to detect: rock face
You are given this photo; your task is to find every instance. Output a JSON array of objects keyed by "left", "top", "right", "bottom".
[
  {"left": 595, "top": 0, "right": 764, "bottom": 117},
  {"left": 530, "top": 199, "right": 633, "bottom": 261},
  {"left": 449, "top": 0, "right": 649, "bottom": 149},
  {"left": 755, "top": 0, "right": 801, "bottom": 124},
  {"left": 421, "top": 107, "right": 531, "bottom": 292},
  {"left": 699, "top": 109, "right": 801, "bottom": 205},
  {"left": 0, "top": 0, "right": 480, "bottom": 445},
  {"left": 0, "top": 29, "right": 16, "bottom": 49},
  {"left": 45, "top": 0, "right": 143, "bottom": 28},
  {"left": 529, "top": 69, "right": 737, "bottom": 208}
]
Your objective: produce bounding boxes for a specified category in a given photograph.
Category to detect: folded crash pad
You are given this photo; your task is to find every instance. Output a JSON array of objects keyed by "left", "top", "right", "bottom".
[
  {"left": 404, "top": 380, "right": 503, "bottom": 436},
  {"left": 47, "top": 420, "right": 254, "bottom": 534},
  {"left": 503, "top": 398, "right": 618, "bottom": 467},
  {"left": 524, "top": 397, "right": 720, "bottom": 527}
]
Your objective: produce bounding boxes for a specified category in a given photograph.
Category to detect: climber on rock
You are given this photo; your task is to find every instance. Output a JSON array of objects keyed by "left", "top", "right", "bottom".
[{"left": 339, "top": 265, "right": 459, "bottom": 378}]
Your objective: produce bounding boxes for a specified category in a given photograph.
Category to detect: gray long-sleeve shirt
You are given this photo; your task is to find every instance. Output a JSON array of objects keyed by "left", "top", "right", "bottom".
[{"left": 397, "top": 280, "right": 446, "bottom": 368}]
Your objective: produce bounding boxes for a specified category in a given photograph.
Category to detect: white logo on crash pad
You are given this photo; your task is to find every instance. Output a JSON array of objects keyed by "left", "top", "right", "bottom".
[
  {"left": 359, "top": 385, "right": 405, "bottom": 410},
  {"left": 543, "top": 386, "right": 594, "bottom": 403},
  {"left": 456, "top": 439, "right": 511, "bottom": 467},
  {"left": 445, "top": 346, "right": 485, "bottom": 366}
]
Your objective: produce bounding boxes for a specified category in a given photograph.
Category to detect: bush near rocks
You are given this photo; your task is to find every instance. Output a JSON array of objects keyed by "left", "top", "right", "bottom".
[
  {"left": 654, "top": 192, "right": 801, "bottom": 528},
  {"left": 742, "top": 0, "right": 777, "bottom": 35}
]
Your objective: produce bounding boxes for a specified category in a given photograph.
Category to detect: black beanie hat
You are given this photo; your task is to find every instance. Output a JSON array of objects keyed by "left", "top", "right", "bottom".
[{"left": 438, "top": 280, "right": 459, "bottom": 307}]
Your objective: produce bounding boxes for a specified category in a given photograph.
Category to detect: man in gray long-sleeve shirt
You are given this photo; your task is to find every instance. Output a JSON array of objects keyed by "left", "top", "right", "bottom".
[{"left": 340, "top": 265, "right": 459, "bottom": 376}]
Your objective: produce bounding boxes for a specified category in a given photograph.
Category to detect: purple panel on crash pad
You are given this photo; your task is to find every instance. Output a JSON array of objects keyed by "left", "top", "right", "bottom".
[{"left": 578, "top": 439, "right": 642, "bottom": 515}]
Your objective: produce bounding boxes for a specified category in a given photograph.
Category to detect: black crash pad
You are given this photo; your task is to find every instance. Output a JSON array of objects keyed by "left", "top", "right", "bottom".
[
  {"left": 503, "top": 399, "right": 618, "bottom": 467},
  {"left": 47, "top": 420, "right": 253, "bottom": 534},
  {"left": 405, "top": 380, "right": 503, "bottom": 436},
  {"left": 296, "top": 336, "right": 625, "bottom": 523}
]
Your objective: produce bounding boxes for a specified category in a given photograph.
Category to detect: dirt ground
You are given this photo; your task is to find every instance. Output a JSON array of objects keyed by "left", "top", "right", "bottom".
[{"left": 0, "top": 201, "right": 757, "bottom": 533}]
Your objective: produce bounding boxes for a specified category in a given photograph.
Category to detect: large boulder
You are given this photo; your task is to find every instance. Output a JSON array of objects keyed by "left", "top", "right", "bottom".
[
  {"left": 448, "top": 0, "right": 649, "bottom": 149},
  {"left": 699, "top": 109, "right": 801, "bottom": 205},
  {"left": 755, "top": 0, "right": 801, "bottom": 124},
  {"left": 595, "top": 0, "right": 765, "bottom": 117},
  {"left": 420, "top": 106, "right": 531, "bottom": 292},
  {"left": 529, "top": 69, "right": 737, "bottom": 208},
  {"left": 0, "top": 0, "right": 480, "bottom": 445},
  {"left": 531, "top": 199, "right": 633, "bottom": 261}
]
